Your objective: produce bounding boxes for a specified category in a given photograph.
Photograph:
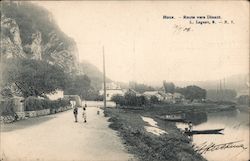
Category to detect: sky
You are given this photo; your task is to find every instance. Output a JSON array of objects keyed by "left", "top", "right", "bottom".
[{"left": 34, "top": 1, "right": 249, "bottom": 84}]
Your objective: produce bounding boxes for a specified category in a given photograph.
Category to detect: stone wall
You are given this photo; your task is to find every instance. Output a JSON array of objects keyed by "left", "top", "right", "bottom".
[
  {"left": 1, "top": 107, "right": 71, "bottom": 123},
  {"left": 50, "top": 106, "right": 72, "bottom": 114},
  {"left": 26, "top": 106, "right": 72, "bottom": 117},
  {"left": 16, "top": 112, "right": 26, "bottom": 120},
  {"left": 25, "top": 109, "right": 50, "bottom": 117}
]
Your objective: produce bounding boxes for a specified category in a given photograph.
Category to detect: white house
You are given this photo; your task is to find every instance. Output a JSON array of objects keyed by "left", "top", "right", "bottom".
[
  {"left": 158, "top": 92, "right": 174, "bottom": 103},
  {"left": 99, "top": 82, "right": 125, "bottom": 101},
  {"left": 173, "top": 92, "right": 184, "bottom": 103},
  {"left": 143, "top": 91, "right": 165, "bottom": 101}
]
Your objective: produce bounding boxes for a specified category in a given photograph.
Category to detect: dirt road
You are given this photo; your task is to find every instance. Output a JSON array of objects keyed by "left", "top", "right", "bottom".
[{"left": 0, "top": 107, "right": 134, "bottom": 161}]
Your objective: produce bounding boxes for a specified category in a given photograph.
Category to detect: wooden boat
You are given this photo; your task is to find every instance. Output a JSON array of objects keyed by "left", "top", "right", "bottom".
[
  {"left": 156, "top": 114, "right": 186, "bottom": 122},
  {"left": 184, "top": 128, "right": 224, "bottom": 135}
]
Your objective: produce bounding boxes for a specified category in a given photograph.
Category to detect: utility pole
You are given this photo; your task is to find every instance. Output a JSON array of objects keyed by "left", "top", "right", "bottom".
[
  {"left": 103, "top": 46, "right": 107, "bottom": 108},
  {"left": 219, "top": 80, "right": 222, "bottom": 101},
  {"left": 223, "top": 78, "right": 226, "bottom": 89}
]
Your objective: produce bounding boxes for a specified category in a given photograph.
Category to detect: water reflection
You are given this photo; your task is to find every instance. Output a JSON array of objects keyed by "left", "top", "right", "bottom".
[
  {"left": 176, "top": 110, "right": 249, "bottom": 161},
  {"left": 184, "top": 112, "right": 208, "bottom": 125}
]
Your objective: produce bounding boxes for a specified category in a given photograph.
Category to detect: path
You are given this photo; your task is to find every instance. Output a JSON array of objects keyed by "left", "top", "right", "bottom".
[{"left": 0, "top": 107, "right": 134, "bottom": 161}]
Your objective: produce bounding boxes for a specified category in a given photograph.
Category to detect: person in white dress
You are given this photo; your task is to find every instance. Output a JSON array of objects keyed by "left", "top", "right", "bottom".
[{"left": 82, "top": 107, "right": 87, "bottom": 123}]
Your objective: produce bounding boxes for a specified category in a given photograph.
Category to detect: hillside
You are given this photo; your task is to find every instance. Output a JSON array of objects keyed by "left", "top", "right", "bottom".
[
  {"left": 79, "top": 60, "right": 111, "bottom": 90},
  {"left": 1, "top": 1, "right": 79, "bottom": 73},
  {"left": 1, "top": 1, "right": 108, "bottom": 91}
]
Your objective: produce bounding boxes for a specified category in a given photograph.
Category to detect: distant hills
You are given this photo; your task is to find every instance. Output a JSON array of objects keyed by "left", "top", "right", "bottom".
[
  {"left": 79, "top": 60, "right": 111, "bottom": 90},
  {"left": 142, "top": 74, "right": 248, "bottom": 96},
  {"left": 174, "top": 74, "right": 249, "bottom": 96}
]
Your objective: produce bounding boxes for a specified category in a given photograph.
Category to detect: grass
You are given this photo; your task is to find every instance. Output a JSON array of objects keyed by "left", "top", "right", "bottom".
[{"left": 104, "top": 107, "right": 207, "bottom": 161}]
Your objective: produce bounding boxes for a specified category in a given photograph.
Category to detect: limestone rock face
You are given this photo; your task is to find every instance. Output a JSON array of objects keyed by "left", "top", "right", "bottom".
[
  {"left": 1, "top": 2, "right": 79, "bottom": 73},
  {"left": 23, "top": 31, "right": 42, "bottom": 60},
  {"left": 0, "top": 15, "right": 25, "bottom": 59},
  {"left": 42, "top": 32, "right": 79, "bottom": 73}
]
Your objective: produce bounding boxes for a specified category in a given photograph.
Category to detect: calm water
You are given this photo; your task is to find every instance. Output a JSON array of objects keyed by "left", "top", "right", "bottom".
[{"left": 176, "top": 109, "right": 249, "bottom": 161}]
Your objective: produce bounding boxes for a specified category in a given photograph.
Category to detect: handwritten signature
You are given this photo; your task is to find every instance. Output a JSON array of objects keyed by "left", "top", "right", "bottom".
[
  {"left": 192, "top": 140, "right": 248, "bottom": 154},
  {"left": 174, "top": 24, "right": 192, "bottom": 33}
]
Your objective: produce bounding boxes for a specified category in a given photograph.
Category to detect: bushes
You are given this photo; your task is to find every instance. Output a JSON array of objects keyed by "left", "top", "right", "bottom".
[
  {"left": 0, "top": 99, "right": 15, "bottom": 116},
  {"left": 24, "top": 97, "right": 42, "bottom": 111},
  {"left": 111, "top": 95, "right": 126, "bottom": 106},
  {"left": 24, "top": 96, "right": 70, "bottom": 111},
  {"left": 237, "top": 95, "right": 250, "bottom": 105},
  {"left": 150, "top": 96, "right": 159, "bottom": 104},
  {"left": 111, "top": 93, "right": 148, "bottom": 107},
  {"left": 2, "top": 58, "right": 69, "bottom": 98}
]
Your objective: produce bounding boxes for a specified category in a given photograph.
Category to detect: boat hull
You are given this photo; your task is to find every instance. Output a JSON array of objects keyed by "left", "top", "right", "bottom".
[{"left": 184, "top": 128, "right": 224, "bottom": 135}]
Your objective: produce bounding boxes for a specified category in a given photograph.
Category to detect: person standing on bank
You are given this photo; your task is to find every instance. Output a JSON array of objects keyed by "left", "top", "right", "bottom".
[
  {"left": 82, "top": 107, "right": 87, "bottom": 123},
  {"left": 73, "top": 107, "right": 78, "bottom": 122},
  {"left": 188, "top": 121, "right": 193, "bottom": 132}
]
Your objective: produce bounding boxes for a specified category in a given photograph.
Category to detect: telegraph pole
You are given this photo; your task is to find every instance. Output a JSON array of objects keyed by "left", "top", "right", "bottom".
[{"left": 103, "top": 46, "right": 107, "bottom": 108}]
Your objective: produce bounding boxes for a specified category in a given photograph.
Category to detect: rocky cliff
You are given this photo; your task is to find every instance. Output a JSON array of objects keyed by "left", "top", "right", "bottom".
[{"left": 1, "top": 1, "right": 79, "bottom": 73}]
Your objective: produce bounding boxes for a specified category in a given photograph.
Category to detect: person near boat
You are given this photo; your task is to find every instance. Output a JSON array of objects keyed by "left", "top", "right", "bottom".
[{"left": 188, "top": 122, "right": 193, "bottom": 132}]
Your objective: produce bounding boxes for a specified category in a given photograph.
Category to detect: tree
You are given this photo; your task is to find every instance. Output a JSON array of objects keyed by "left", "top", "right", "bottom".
[
  {"left": 150, "top": 95, "right": 159, "bottom": 104},
  {"left": 237, "top": 95, "right": 250, "bottom": 105},
  {"left": 84, "top": 89, "right": 102, "bottom": 101},
  {"left": 2, "top": 58, "right": 68, "bottom": 98},
  {"left": 0, "top": 87, "right": 13, "bottom": 98},
  {"left": 163, "top": 81, "right": 175, "bottom": 94},
  {"left": 207, "top": 89, "right": 237, "bottom": 102},
  {"left": 124, "top": 91, "right": 137, "bottom": 106},
  {"left": 64, "top": 74, "right": 91, "bottom": 99},
  {"left": 223, "top": 89, "right": 237, "bottom": 101},
  {"left": 111, "top": 94, "right": 126, "bottom": 106},
  {"left": 179, "top": 85, "right": 206, "bottom": 101},
  {"left": 137, "top": 95, "right": 148, "bottom": 106},
  {"left": 128, "top": 81, "right": 155, "bottom": 93}
]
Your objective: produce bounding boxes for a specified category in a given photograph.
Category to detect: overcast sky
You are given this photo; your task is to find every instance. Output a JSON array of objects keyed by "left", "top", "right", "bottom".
[{"left": 34, "top": 1, "right": 249, "bottom": 84}]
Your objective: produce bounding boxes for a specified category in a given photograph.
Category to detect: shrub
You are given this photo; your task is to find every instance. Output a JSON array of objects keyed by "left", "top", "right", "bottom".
[
  {"left": 24, "top": 96, "right": 70, "bottom": 111},
  {"left": 111, "top": 94, "right": 148, "bottom": 107},
  {"left": 137, "top": 95, "right": 148, "bottom": 106},
  {"left": 94, "top": 95, "right": 103, "bottom": 101},
  {"left": 111, "top": 94, "right": 126, "bottom": 106},
  {"left": 124, "top": 92, "right": 138, "bottom": 106},
  {"left": 24, "top": 96, "right": 43, "bottom": 111},
  {"left": 150, "top": 95, "right": 159, "bottom": 104},
  {"left": 0, "top": 99, "right": 15, "bottom": 116}
]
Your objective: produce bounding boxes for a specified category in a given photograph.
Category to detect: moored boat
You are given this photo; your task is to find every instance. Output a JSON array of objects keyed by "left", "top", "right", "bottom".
[
  {"left": 184, "top": 128, "right": 224, "bottom": 135},
  {"left": 156, "top": 114, "right": 186, "bottom": 122}
]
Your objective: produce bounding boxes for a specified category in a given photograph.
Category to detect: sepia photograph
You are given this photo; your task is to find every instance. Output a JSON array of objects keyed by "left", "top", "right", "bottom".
[{"left": 0, "top": 1, "right": 249, "bottom": 161}]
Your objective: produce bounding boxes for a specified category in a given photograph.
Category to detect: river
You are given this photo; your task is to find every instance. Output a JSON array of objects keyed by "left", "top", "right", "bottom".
[{"left": 176, "top": 109, "right": 249, "bottom": 161}]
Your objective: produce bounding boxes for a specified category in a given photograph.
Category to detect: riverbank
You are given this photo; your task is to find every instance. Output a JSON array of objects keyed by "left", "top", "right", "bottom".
[
  {"left": 104, "top": 103, "right": 237, "bottom": 161},
  {"left": 236, "top": 105, "right": 250, "bottom": 113},
  {"left": 104, "top": 108, "right": 206, "bottom": 161}
]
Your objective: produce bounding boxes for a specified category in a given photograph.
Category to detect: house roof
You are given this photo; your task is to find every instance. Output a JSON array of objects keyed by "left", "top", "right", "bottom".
[{"left": 143, "top": 91, "right": 159, "bottom": 95}]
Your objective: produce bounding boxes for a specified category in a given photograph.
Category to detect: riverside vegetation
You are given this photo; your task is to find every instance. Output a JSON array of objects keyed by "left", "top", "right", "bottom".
[
  {"left": 104, "top": 107, "right": 207, "bottom": 161},
  {"left": 105, "top": 93, "right": 236, "bottom": 161}
]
